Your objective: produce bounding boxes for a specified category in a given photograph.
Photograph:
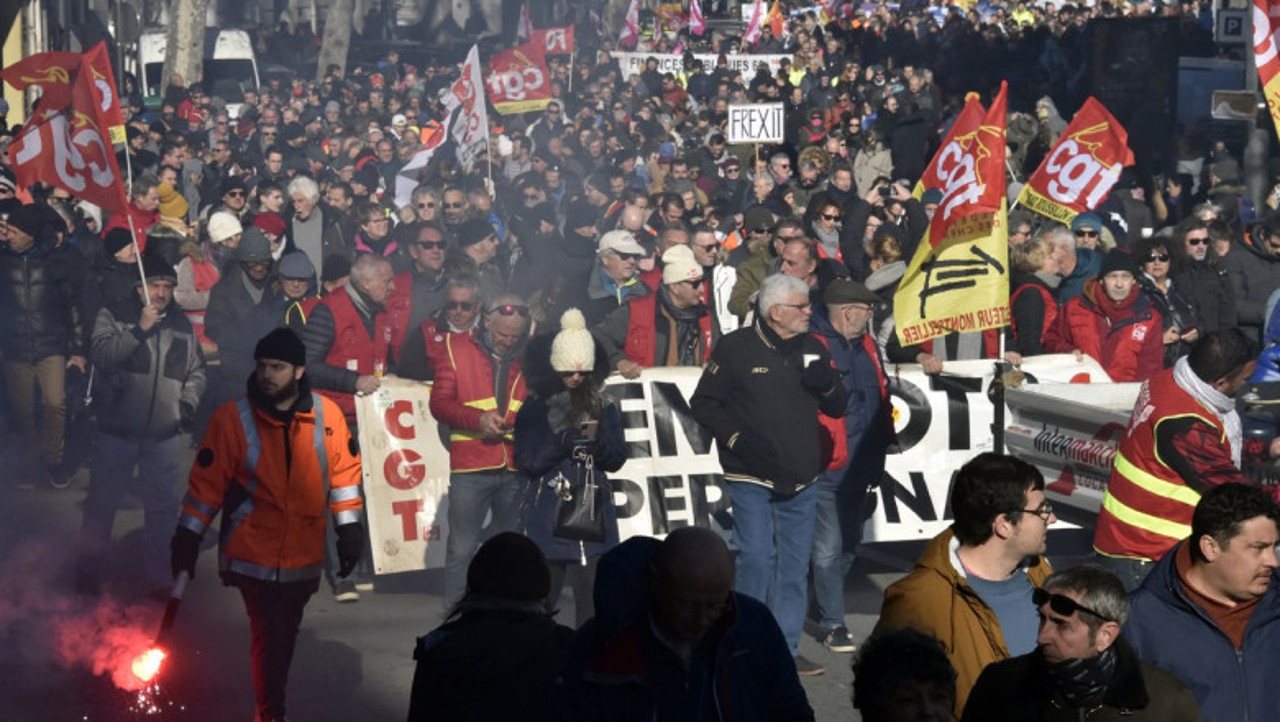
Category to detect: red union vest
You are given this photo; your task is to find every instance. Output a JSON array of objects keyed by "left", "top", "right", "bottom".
[
  {"left": 621, "top": 293, "right": 712, "bottom": 367},
  {"left": 1010, "top": 283, "right": 1057, "bottom": 351},
  {"left": 319, "top": 289, "right": 393, "bottom": 419},
  {"left": 440, "top": 333, "right": 526, "bottom": 472},
  {"left": 1094, "top": 368, "right": 1229, "bottom": 561}
]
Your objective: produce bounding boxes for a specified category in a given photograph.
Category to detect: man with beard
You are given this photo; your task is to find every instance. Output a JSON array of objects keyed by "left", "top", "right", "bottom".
[
  {"left": 78, "top": 256, "right": 206, "bottom": 595},
  {"left": 430, "top": 294, "right": 531, "bottom": 605},
  {"left": 172, "top": 327, "right": 363, "bottom": 722},
  {"left": 301, "top": 252, "right": 399, "bottom": 600},
  {"left": 285, "top": 176, "right": 348, "bottom": 279},
  {"left": 594, "top": 246, "right": 711, "bottom": 379}
]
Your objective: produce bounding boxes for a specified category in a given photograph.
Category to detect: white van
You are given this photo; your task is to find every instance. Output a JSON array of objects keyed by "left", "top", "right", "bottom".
[{"left": 137, "top": 28, "right": 260, "bottom": 118}]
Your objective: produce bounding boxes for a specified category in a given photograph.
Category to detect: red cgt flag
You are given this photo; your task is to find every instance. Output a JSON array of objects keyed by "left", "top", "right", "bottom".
[
  {"left": 0, "top": 51, "right": 82, "bottom": 112},
  {"left": 0, "top": 42, "right": 127, "bottom": 145},
  {"left": 487, "top": 41, "right": 554, "bottom": 115},
  {"left": 1014, "top": 97, "right": 1134, "bottom": 226},
  {"left": 917, "top": 84, "right": 1008, "bottom": 249},
  {"left": 10, "top": 61, "right": 129, "bottom": 218}
]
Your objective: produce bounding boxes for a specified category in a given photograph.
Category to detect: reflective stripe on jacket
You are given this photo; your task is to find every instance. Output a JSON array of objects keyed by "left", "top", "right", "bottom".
[
  {"left": 179, "top": 392, "right": 363, "bottom": 582},
  {"left": 1094, "top": 369, "right": 1226, "bottom": 561},
  {"left": 428, "top": 332, "right": 526, "bottom": 473}
]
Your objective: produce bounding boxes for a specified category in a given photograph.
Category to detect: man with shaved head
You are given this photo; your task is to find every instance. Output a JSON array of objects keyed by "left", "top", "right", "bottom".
[{"left": 554, "top": 527, "right": 815, "bottom": 720}]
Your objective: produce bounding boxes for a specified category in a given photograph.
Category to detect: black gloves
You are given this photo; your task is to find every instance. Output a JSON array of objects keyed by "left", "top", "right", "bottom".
[
  {"left": 335, "top": 523, "right": 364, "bottom": 579},
  {"left": 801, "top": 359, "right": 838, "bottom": 396},
  {"left": 170, "top": 526, "right": 202, "bottom": 580}
]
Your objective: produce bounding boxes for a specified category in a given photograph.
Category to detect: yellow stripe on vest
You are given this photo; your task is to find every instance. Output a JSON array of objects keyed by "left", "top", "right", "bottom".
[
  {"left": 1101, "top": 492, "right": 1192, "bottom": 542},
  {"left": 1113, "top": 452, "right": 1203, "bottom": 507}
]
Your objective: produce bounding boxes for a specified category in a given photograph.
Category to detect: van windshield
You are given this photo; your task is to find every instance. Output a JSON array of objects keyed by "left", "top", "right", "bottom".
[{"left": 142, "top": 59, "right": 256, "bottom": 103}]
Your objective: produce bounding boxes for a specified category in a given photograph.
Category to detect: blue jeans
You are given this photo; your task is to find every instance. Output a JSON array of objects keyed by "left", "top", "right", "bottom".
[
  {"left": 811, "top": 487, "right": 857, "bottom": 631},
  {"left": 443, "top": 469, "right": 525, "bottom": 605},
  {"left": 727, "top": 481, "right": 817, "bottom": 656},
  {"left": 81, "top": 432, "right": 184, "bottom": 588}
]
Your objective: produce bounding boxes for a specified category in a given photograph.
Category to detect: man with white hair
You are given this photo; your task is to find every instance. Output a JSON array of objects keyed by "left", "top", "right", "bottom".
[
  {"left": 692, "top": 273, "right": 847, "bottom": 676},
  {"left": 593, "top": 245, "right": 712, "bottom": 378},
  {"left": 285, "top": 175, "right": 349, "bottom": 276}
]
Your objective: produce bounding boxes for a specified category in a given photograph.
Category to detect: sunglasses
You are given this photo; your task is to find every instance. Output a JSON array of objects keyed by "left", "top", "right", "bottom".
[
  {"left": 820, "top": 212, "right": 842, "bottom": 221},
  {"left": 697, "top": 242, "right": 721, "bottom": 252},
  {"left": 418, "top": 202, "right": 436, "bottom": 209},
  {"left": 561, "top": 370, "right": 587, "bottom": 378},
  {"left": 445, "top": 301, "right": 475, "bottom": 311},
  {"left": 1033, "top": 587, "right": 1114, "bottom": 623},
  {"left": 1146, "top": 253, "right": 1170, "bottom": 263},
  {"left": 1186, "top": 236, "right": 1208, "bottom": 246},
  {"left": 444, "top": 201, "right": 466, "bottom": 209},
  {"left": 1074, "top": 229, "right": 1098, "bottom": 238},
  {"left": 487, "top": 303, "right": 530, "bottom": 317},
  {"left": 415, "top": 240, "right": 446, "bottom": 250},
  {"left": 750, "top": 226, "right": 774, "bottom": 234},
  {"left": 226, "top": 190, "right": 245, "bottom": 197}
]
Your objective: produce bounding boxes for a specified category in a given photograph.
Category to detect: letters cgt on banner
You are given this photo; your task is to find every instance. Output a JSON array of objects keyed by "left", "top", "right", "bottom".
[
  {"left": 895, "top": 83, "right": 1010, "bottom": 347},
  {"left": 1014, "top": 97, "right": 1134, "bottom": 226}
]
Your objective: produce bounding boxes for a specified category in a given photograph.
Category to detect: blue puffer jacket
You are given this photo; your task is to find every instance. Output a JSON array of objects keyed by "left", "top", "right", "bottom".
[
  {"left": 1125, "top": 541, "right": 1280, "bottom": 722},
  {"left": 552, "top": 538, "right": 815, "bottom": 722}
]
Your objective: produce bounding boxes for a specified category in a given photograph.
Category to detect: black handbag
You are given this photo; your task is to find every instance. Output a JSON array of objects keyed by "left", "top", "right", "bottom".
[{"left": 552, "top": 451, "right": 607, "bottom": 543}]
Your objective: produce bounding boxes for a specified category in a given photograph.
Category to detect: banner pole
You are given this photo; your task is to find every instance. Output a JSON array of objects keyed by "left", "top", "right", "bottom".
[{"left": 119, "top": 135, "right": 150, "bottom": 305}]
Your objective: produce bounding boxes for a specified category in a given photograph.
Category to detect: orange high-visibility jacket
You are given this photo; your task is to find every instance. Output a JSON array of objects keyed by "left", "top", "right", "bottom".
[{"left": 179, "top": 391, "right": 363, "bottom": 583}]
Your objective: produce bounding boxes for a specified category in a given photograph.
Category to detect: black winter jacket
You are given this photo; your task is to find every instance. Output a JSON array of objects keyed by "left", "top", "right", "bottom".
[
  {"left": 0, "top": 238, "right": 85, "bottom": 362},
  {"left": 962, "top": 638, "right": 1203, "bottom": 722},
  {"left": 691, "top": 320, "right": 846, "bottom": 497}
]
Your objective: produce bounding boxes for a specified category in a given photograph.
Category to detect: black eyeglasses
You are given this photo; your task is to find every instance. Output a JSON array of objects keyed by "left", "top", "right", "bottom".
[
  {"left": 1033, "top": 587, "right": 1114, "bottom": 623},
  {"left": 418, "top": 202, "right": 436, "bottom": 209},
  {"left": 750, "top": 226, "right": 774, "bottom": 234},
  {"left": 445, "top": 301, "right": 475, "bottom": 311},
  {"left": 820, "top": 212, "right": 842, "bottom": 221},
  {"left": 444, "top": 201, "right": 465, "bottom": 209},
  {"left": 1146, "top": 253, "right": 1170, "bottom": 263},
  {"left": 1186, "top": 236, "right": 1209, "bottom": 246},
  {"left": 1014, "top": 501, "right": 1054, "bottom": 521},
  {"left": 226, "top": 190, "right": 245, "bottom": 197},
  {"left": 1074, "top": 229, "right": 1098, "bottom": 238},
  {"left": 487, "top": 304, "right": 530, "bottom": 317},
  {"left": 415, "top": 240, "right": 446, "bottom": 250}
]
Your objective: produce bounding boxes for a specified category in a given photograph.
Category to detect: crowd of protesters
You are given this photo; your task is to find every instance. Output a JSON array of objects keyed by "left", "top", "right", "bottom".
[{"left": 4, "top": 0, "right": 1280, "bottom": 718}]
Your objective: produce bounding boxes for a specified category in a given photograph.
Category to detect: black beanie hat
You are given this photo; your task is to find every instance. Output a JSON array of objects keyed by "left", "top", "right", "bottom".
[
  {"left": 1097, "top": 249, "right": 1137, "bottom": 279},
  {"left": 466, "top": 532, "right": 550, "bottom": 602},
  {"left": 103, "top": 227, "right": 135, "bottom": 257},
  {"left": 254, "top": 327, "right": 307, "bottom": 366}
]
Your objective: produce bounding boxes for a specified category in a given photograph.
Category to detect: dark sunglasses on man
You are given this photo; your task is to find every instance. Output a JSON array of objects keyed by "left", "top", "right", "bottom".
[{"left": 1032, "top": 587, "right": 1114, "bottom": 622}]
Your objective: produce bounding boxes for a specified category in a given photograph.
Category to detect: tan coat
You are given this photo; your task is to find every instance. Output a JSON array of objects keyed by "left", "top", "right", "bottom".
[{"left": 872, "top": 528, "right": 1053, "bottom": 715}]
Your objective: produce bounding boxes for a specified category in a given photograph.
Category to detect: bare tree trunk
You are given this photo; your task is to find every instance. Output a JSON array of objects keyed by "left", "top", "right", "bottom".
[
  {"left": 316, "top": 0, "right": 355, "bottom": 82},
  {"left": 163, "top": 0, "right": 209, "bottom": 92}
]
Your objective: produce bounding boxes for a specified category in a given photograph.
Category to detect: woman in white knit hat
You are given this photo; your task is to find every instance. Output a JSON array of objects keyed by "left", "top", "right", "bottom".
[{"left": 513, "top": 308, "right": 628, "bottom": 626}]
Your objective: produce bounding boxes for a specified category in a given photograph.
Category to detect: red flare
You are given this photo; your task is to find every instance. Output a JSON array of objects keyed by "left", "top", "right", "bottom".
[{"left": 131, "top": 647, "right": 167, "bottom": 684}]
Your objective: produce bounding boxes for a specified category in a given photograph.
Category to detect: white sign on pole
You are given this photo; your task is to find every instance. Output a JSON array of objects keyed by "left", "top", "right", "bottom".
[{"left": 727, "top": 102, "right": 785, "bottom": 144}]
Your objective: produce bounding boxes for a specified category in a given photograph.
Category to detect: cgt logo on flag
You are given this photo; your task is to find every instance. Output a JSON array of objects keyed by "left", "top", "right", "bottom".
[
  {"left": 929, "top": 121, "right": 1003, "bottom": 246},
  {"left": 1041, "top": 124, "right": 1123, "bottom": 208},
  {"left": 487, "top": 50, "right": 546, "bottom": 101},
  {"left": 1015, "top": 97, "right": 1134, "bottom": 226},
  {"left": 14, "top": 111, "right": 117, "bottom": 194}
]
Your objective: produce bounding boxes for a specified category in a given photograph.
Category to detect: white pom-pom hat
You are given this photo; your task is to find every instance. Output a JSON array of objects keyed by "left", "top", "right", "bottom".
[{"left": 550, "top": 308, "right": 596, "bottom": 373}]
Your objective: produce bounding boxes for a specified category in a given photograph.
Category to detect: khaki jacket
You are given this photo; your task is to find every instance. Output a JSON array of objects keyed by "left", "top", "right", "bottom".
[{"left": 873, "top": 528, "right": 1053, "bottom": 715}]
